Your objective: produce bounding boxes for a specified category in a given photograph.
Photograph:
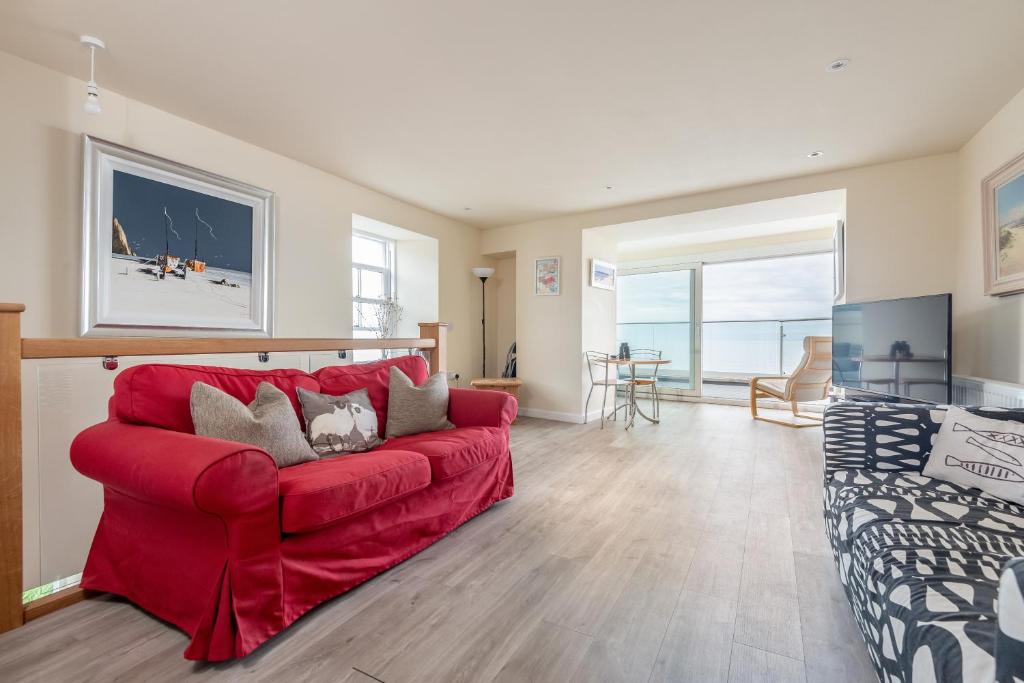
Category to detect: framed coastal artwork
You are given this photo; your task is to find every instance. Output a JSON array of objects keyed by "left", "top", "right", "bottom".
[
  {"left": 590, "top": 258, "right": 616, "bottom": 291},
  {"left": 983, "top": 149, "right": 1024, "bottom": 296},
  {"left": 535, "top": 256, "right": 560, "bottom": 295},
  {"left": 81, "top": 136, "right": 275, "bottom": 336}
]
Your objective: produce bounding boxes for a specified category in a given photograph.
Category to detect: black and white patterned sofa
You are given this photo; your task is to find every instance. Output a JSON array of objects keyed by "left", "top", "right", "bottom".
[{"left": 823, "top": 403, "right": 1024, "bottom": 682}]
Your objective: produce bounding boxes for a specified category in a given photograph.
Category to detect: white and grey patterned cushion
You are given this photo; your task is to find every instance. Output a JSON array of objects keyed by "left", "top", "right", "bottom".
[
  {"left": 296, "top": 387, "right": 383, "bottom": 456},
  {"left": 384, "top": 366, "right": 454, "bottom": 439},
  {"left": 190, "top": 381, "right": 318, "bottom": 468},
  {"left": 823, "top": 403, "right": 1024, "bottom": 682},
  {"left": 924, "top": 406, "right": 1024, "bottom": 505}
]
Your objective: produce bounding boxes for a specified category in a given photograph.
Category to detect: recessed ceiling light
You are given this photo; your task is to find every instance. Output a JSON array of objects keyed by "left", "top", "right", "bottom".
[
  {"left": 826, "top": 58, "right": 850, "bottom": 72},
  {"left": 463, "top": 207, "right": 472, "bottom": 211},
  {"left": 807, "top": 150, "right": 824, "bottom": 158},
  {"left": 605, "top": 185, "right": 614, "bottom": 190}
]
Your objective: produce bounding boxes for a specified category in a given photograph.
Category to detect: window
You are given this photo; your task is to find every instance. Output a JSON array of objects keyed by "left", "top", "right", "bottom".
[
  {"left": 352, "top": 232, "right": 395, "bottom": 359},
  {"left": 702, "top": 252, "right": 833, "bottom": 375},
  {"left": 352, "top": 232, "right": 395, "bottom": 331}
]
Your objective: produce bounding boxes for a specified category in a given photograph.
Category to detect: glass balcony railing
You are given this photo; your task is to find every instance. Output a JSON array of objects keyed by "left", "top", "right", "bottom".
[{"left": 616, "top": 317, "right": 831, "bottom": 383}]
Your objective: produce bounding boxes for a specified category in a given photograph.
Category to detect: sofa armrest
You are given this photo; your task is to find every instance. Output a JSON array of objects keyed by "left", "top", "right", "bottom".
[
  {"left": 997, "top": 558, "right": 1024, "bottom": 682},
  {"left": 71, "top": 420, "right": 278, "bottom": 517},
  {"left": 448, "top": 387, "right": 517, "bottom": 429}
]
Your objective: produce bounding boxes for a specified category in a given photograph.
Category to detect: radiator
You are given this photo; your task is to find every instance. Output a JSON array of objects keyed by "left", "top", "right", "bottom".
[{"left": 952, "top": 375, "right": 1024, "bottom": 408}]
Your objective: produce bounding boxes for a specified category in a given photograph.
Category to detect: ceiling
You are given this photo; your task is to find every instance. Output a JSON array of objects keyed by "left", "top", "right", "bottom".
[{"left": 2, "top": 1, "right": 1023, "bottom": 228}]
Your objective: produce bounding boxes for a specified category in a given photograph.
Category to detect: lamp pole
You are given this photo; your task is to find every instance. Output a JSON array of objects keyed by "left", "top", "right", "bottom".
[
  {"left": 471, "top": 267, "right": 496, "bottom": 378},
  {"left": 480, "top": 276, "right": 487, "bottom": 378}
]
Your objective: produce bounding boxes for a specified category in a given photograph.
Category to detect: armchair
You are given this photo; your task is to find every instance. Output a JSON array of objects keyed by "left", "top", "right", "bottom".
[{"left": 749, "top": 335, "right": 832, "bottom": 427}]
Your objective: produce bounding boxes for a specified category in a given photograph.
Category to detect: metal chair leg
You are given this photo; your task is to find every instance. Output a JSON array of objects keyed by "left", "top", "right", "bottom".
[
  {"left": 585, "top": 385, "right": 594, "bottom": 424},
  {"left": 600, "top": 384, "right": 608, "bottom": 429}
]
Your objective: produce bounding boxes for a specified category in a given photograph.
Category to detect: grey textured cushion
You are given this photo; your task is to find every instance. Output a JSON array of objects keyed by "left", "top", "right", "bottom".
[
  {"left": 385, "top": 366, "right": 455, "bottom": 438},
  {"left": 190, "top": 381, "right": 319, "bottom": 468},
  {"left": 296, "top": 386, "right": 383, "bottom": 456}
]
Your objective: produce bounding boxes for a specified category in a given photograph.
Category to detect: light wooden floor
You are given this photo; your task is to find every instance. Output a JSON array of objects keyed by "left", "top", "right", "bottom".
[{"left": 0, "top": 402, "right": 876, "bottom": 683}]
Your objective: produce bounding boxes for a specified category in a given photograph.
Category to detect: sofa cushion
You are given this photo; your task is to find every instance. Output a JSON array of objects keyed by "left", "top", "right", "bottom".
[
  {"left": 296, "top": 387, "right": 383, "bottom": 456},
  {"left": 114, "top": 364, "right": 319, "bottom": 433},
  {"left": 923, "top": 406, "right": 1024, "bottom": 505},
  {"left": 384, "top": 366, "right": 454, "bottom": 438},
  {"left": 278, "top": 449, "right": 430, "bottom": 533},
  {"left": 825, "top": 468, "right": 1024, "bottom": 681},
  {"left": 378, "top": 426, "right": 505, "bottom": 480},
  {"left": 315, "top": 355, "right": 429, "bottom": 436},
  {"left": 191, "top": 382, "right": 318, "bottom": 468}
]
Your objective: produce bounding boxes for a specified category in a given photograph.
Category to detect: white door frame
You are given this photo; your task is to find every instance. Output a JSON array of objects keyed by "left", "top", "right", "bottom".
[{"left": 618, "top": 262, "right": 703, "bottom": 397}]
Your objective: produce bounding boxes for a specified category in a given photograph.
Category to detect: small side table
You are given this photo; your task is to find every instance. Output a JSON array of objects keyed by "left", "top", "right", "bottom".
[{"left": 470, "top": 378, "right": 523, "bottom": 423}]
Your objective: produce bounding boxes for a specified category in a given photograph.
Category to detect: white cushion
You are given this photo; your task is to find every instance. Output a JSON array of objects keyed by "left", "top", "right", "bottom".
[
  {"left": 923, "top": 406, "right": 1024, "bottom": 505},
  {"left": 756, "top": 378, "right": 788, "bottom": 397}
]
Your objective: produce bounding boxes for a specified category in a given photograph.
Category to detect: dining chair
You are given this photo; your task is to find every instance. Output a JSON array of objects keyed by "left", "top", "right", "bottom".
[
  {"left": 749, "top": 336, "right": 832, "bottom": 428},
  {"left": 625, "top": 348, "right": 662, "bottom": 420},
  {"left": 584, "top": 351, "right": 627, "bottom": 428}
]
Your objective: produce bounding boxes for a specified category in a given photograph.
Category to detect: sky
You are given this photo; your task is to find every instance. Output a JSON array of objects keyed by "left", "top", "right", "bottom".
[
  {"left": 617, "top": 252, "right": 834, "bottom": 324},
  {"left": 112, "top": 171, "right": 254, "bottom": 273},
  {"left": 997, "top": 173, "right": 1024, "bottom": 229}
]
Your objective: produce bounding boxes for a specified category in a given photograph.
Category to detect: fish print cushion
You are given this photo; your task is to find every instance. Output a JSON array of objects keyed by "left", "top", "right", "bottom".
[
  {"left": 296, "top": 387, "right": 384, "bottom": 456},
  {"left": 924, "top": 406, "right": 1024, "bottom": 505}
]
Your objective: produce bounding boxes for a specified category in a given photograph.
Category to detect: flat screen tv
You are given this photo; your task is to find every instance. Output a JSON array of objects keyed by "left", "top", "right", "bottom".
[{"left": 832, "top": 294, "right": 952, "bottom": 404}]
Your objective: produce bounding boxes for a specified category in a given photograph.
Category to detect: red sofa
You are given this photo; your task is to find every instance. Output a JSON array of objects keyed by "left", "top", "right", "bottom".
[{"left": 70, "top": 355, "right": 516, "bottom": 661}]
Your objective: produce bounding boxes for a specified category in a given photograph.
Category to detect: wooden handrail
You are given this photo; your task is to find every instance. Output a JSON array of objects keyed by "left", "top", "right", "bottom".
[
  {"left": 0, "top": 305, "right": 450, "bottom": 633},
  {"left": 21, "top": 336, "right": 436, "bottom": 360}
]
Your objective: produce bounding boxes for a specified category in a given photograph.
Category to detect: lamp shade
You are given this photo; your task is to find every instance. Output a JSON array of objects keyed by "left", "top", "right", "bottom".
[{"left": 472, "top": 266, "right": 496, "bottom": 279}]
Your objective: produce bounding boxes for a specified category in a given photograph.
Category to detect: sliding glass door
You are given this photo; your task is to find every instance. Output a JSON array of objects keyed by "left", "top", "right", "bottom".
[{"left": 616, "top": 265, "right": 701, "bottom": 395}]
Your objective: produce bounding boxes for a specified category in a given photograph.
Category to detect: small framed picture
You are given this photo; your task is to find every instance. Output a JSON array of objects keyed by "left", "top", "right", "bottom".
[
  {"left": 534, "top": 256, "right": 560, "bottom": 296},
  {"left": 590, "top": 258, "right": 616, "bottom": 291},
  {"left": 983, "top": 149, "right": 1024, "bottom": 296}
]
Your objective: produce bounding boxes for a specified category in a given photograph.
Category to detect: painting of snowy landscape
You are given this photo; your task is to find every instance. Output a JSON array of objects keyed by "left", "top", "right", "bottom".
[
  {"left": 82, "top": 136, "right": 274, "bottom": 335},
  {"left": 109, "top": 170, "right": 254, "bottom": 322}
]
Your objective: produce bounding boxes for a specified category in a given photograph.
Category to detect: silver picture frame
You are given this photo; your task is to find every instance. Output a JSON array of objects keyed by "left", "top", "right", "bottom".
[
  {"left": 982, "top": 149, "right": 1024, "bottom": 297},
  {"left": 81, "top": 136, "right": 275, "bottom": 336}
]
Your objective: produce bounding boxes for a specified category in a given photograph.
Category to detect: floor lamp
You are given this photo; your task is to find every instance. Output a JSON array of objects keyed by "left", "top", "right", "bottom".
[{"left": 472, "top": 266, "right": 495, "bottom": 377}]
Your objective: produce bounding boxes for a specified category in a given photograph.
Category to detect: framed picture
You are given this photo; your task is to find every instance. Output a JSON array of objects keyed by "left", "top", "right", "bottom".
[
  {"left": 833, "top": 220, "right": 845, "bottom": 303},
  {"left": 983, "top": 149, "right": 1024, "bottom": 297},
  {"left": 590, "top": 258, "right": 616, "bottom": 291},
  {"left": 81, "top": 136, "right": 275, "bottom": 336},
  {"left": 534, "top": 256, "right": 560, "bottom": 296}
]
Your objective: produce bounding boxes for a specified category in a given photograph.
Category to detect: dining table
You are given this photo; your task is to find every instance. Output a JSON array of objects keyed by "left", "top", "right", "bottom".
[{"left": 602, "top": 357, "right": 671, "bottom": 429}]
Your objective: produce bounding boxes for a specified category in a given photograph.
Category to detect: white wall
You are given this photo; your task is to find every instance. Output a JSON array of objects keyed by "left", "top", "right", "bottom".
[
  {"left": 395, "top": 237, "right": 440, "bottom": 338},
  {"left": 488, "top": 256, "right": 516, "bottom": 378},
  {"left": 0, "top": 50, "right": 482, "bottom": 381},
  {"left": 483, "top": 153, "right": 959, "bottom": 418},
  {"left": 580, "top": 231, "right": 619, "bottom": 419},
  {"left": 953, "top": 86, "right": 1024, "bottom": 383},
  {"left": 482, "top": 229, "right": 583, "bottom": 418}
]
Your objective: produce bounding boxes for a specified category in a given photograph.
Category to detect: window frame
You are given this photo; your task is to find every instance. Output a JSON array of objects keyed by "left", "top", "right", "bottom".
[{"left": 352, "top": 230, "right": 397, "bottom": 333}]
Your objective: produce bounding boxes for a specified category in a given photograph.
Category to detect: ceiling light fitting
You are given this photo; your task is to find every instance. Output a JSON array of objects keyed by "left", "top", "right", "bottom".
[
  {"left": 807, "top": 150, "right": 824, "bottom": 158},
  {"left": 826, "top": 58, "right": 850, "bottom": 72},
  {"left": 80, "top": 35, "right": 105, "bottom": 115}
]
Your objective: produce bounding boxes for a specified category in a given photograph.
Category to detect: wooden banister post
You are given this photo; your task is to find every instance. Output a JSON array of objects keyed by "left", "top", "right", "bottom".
[
  {"left": 418, "top": 322, "right": 449, "bottom": 376},
  {"left": 0, "top": 304, "right": 24, "bottom": 633}
]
